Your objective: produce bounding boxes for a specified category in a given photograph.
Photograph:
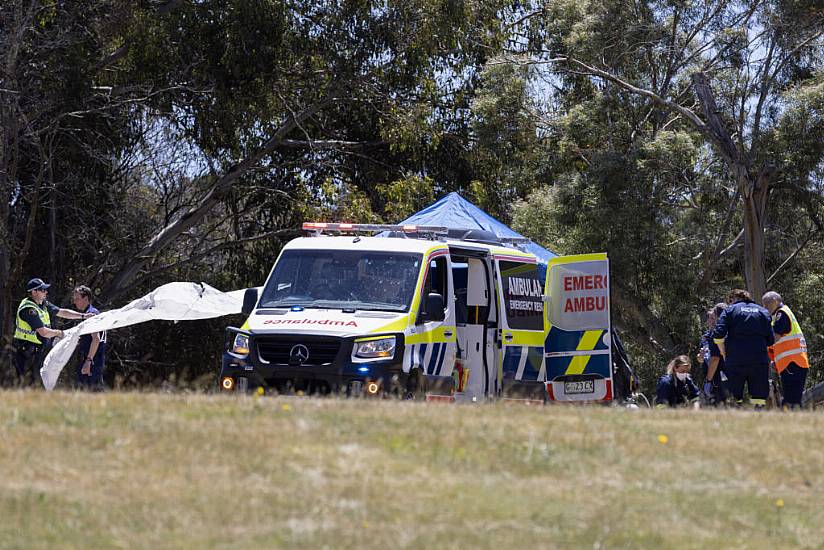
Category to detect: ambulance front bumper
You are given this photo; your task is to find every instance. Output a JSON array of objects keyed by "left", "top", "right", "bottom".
[{"left": 219, "top": 331, "right": 406, "bottom": 393}]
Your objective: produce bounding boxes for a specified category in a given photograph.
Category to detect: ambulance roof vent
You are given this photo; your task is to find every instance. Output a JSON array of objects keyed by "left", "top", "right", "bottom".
[
  {"left": 446, "top": 228, "right": 531, "bottom": 248},
  {"left": 447, "top": 228, "right": 500, "bottom": 245}
]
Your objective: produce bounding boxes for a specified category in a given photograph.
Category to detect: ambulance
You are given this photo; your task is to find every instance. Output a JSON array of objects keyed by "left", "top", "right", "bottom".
[{"left": 219, "top": 223, "right": 614, "bottom": 402}]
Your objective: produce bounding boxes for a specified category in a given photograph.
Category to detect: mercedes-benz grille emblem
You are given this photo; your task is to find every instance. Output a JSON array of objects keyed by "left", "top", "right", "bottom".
[{"left": 289, "top": 344, "right": 310, "bottom": 364}]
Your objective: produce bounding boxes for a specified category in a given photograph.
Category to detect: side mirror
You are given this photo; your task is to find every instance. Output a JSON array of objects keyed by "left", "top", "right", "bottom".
[
  {"left": 425, "top": 292, "right": 445, "bottom": 322},
  {"left": 241, "top": 288, "right": 259, "bottom": 316}
]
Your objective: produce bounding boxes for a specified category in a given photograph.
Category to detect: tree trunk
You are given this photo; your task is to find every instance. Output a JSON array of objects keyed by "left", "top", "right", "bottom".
[
  {"left": 742, "top": 193, "right": 767, "bottom": 300},
  {"left": 693, "top": 72, "right": 771, "bottom": 299},
  {"left": 740, "top": 166, "right": 773, "bottom": 299}
]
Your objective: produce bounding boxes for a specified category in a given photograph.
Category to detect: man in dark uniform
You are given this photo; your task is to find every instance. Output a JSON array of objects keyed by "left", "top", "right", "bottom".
[
  {"left": 71, "top": 285, "right": 107, "bottom": 390},
  {"left": 13, "top": 278, "right": 92, "bottom": 387},
  {"left": 712, "top": 289, "right": 774, "bottom": 409},
  {"left": 699, "top": 302, "right": 729, "bottom": 406}
]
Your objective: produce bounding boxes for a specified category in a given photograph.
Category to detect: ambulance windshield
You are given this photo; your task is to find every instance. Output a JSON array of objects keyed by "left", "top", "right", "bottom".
[{"left": 259, "top": 249, "right": 422, "bottom": 312}]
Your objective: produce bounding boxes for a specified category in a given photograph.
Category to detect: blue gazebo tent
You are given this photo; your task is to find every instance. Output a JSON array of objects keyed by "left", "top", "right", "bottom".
[{"left": 397, "top": 192, "right": 557, "bottom": 274}]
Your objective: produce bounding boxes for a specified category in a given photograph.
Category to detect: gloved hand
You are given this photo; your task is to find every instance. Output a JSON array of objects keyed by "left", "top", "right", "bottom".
[{"left": 703, "top": 381, "right": 714, "bottom": 397}]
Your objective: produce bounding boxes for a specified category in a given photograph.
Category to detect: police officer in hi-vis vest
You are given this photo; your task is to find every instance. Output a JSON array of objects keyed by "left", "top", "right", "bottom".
[
  {"left": 762, "top": 291, "right": 810, "bottom": 410},
  {"left": 13, "top": 277, "right": 93, "bottom": 387}
]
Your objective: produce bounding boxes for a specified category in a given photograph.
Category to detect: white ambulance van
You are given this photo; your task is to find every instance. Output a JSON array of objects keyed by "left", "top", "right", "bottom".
[{"left": 219, "top": 223, "right": 614, "bottom": 402}]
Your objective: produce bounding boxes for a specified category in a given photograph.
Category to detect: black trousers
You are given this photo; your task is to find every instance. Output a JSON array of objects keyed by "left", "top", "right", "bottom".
[
  {"left": 12, "top": 341, "right": 45, "bottom": 387},
  {"left": 780, "top": 363, "right": 808, "bottom": 406},
  {"left": 724, "top": 363, "right": 769, "bottom": 404}
]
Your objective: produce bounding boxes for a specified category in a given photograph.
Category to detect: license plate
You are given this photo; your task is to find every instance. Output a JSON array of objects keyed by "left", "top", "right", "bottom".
[{"left": 564, "top": 380, "right": 594, "bottom": 394}]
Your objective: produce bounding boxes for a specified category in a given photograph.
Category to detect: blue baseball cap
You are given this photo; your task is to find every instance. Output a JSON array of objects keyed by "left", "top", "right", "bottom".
[{"left": 26, "top": 278, "right": 51, "bottom": 292}]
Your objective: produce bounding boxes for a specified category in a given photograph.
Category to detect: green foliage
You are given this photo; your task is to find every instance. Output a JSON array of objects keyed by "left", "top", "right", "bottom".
[
  {"left": 504, "top": 0, "right": 824, "bottom": 395},
  {"left": 377, "top": 175, "right": 436, "bottom": 222},
  {"left": 1, "top": 0, "right": 511, "bottom": 387},
  {"left": 468, "top": 61, "right": 546, "bottom": 221}
]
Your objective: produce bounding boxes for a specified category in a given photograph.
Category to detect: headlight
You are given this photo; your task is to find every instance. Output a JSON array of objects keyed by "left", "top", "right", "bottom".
[
  {"left": 232, "top": 333, "right": 250, "bottom": 355},
  {"left": 354, "top": 336, "right": 396, "bottom": 359}
]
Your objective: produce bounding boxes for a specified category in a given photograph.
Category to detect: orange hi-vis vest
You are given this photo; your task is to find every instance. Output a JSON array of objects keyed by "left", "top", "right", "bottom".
[{"left": 768, "top": 304, "right": 809, "bottom": 373}]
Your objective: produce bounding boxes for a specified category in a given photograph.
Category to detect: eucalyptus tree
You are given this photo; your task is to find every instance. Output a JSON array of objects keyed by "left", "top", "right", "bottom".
[
  {"left": 91, "top": 0, "right": 510, "bottom": 302},
  {"left": 516, "top": 0, "right": 824, "bottom": 300},
  {"left": 1, "top": 0, "right": 509, "bottom": 354}
]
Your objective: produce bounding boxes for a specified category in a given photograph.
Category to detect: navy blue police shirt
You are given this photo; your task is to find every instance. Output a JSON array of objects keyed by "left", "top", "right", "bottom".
[
  {"left": 772, "top": 308, "right": 791, "bottom": 337},
  {"left": 77, "top": 305, "right": 106, "bottom": 359},
  {"left": 656, "top": 374, "right": 699, "bottom": 407},
  {"left": 700, "top": 330, "right": 725, "bottom": 383},
  {"left": 712, "top": 299, "right": 774, "bottom": 367}
]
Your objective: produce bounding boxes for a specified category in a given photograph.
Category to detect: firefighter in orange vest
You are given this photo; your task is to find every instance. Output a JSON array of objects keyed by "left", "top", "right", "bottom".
[{"left": 762, "top": 291, "right": 809, "bottom": 409}]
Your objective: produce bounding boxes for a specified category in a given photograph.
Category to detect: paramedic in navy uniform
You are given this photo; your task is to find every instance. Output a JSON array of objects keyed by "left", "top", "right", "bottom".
[{"left": 712, "top": 289, "right": 774, "bottom": 409}]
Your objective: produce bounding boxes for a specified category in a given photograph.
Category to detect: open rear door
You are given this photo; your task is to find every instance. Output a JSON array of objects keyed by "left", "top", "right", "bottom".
[
  {"left": 544, "top": 253, "right": 613, "bottom": 402},
  {"left": 495, "top": 256, "right": 546, "bottom": 402}
]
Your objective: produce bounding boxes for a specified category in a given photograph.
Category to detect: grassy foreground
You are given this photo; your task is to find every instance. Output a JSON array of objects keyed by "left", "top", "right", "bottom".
[{"left": 1, "top": 391, "right": 823, "bottom": 549}]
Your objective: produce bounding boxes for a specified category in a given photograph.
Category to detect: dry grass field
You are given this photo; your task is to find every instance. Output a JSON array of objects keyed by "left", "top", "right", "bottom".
[{"left": 1, "top": 390, "right": 823, "bottom": 549}]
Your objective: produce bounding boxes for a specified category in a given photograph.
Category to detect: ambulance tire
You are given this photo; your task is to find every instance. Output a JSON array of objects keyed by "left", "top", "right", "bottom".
[{"left": 404, "top": 368, "right": 425, "bottom": 401}]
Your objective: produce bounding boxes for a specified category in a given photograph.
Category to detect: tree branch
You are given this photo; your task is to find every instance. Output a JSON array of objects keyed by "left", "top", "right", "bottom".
[
  {"left": 123, "top": 228, "right": 301, "bottom": 293},
  {"left": 719, "top": 228, "right": 744, "bottom": 258},
  {"left": 561, "top": 57, "right": 714, "bottom": 142},
  {"left": 277, "top": 139, "right": 386, "bottom": 151},
  {"left": 101, "top": 97, "right": 333, "bottom": 302},
  {"left": 766, "top": 229, "right": 818, "bottom": 284}
]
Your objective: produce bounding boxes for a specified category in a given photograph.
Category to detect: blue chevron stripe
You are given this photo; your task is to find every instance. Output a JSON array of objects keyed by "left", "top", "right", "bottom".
[{"left": 427, "top": 343, "right": 441, "bottom": 375}]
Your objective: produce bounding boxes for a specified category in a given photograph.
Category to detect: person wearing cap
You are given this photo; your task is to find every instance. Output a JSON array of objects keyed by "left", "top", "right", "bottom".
[
  {"left": 762, "top": 291, "right": 809, "bottom": 409},
  {"left": 12, "top": 277, "right": 93, "bottom": 387},
  {"left": 71, "top": 285, "right": 107, "bottom": 390}
]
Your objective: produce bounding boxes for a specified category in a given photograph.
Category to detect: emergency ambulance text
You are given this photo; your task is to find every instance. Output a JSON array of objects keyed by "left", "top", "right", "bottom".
[
  {"left": 563, "top": 275, "right": 608, "bottom": 291},
  {"left": 507, "top": 277, "right": 543, "bottom": 298},
  {"left": 509, "top": 299, "right": 544, "bottom": 312},
  {"left": 563, "top": 296, "right": 607, "bottom": 313}
]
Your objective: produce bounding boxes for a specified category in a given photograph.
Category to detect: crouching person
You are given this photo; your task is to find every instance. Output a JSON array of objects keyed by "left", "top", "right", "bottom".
[{"left": 655, "top": 355, "right": 700, "bottom": 408}]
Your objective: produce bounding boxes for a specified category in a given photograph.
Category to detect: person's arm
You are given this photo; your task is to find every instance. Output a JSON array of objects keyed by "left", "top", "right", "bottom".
[
  {"left": 35, "top": 326, "right": 65, "bottom": 339},
  {"left": 773, "top": 311, "right": 791, "bottom": 336},
  {"left": 81, "top": 333, "right": 101, "bottom": 376},
  {"left": 712, "top": 310, "right": 728, "bottom": 359},
  {"left": 56, "top": 308, "right": 94, "bottom": 320},
  {"left": 686, "top": 378, "right": 700, "bottom": 405},
  {"left": 20, "top": 307, "right": 64, "bottom": 339},
  {"left": 706, "top": 356, "right": 720, "bottom": 383},
  {"left": 655, "top": 377, "right": 672, "bottom": 409}
]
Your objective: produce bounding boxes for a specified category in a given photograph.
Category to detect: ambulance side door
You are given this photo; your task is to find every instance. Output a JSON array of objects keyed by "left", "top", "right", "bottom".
[
  {"left": 408, "top": 251, "right": 457, "bottom": 378},
  {"left": 495, "top": 258, "right": 546, "bottom": 384},
  {"left": 544, "top": 253, "right": 613, "bottom": 402}
]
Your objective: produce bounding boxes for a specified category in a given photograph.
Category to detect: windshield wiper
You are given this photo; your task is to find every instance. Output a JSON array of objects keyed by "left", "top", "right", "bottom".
[{"left": 354, "top": 303, "right": 407, "bottom": 312}]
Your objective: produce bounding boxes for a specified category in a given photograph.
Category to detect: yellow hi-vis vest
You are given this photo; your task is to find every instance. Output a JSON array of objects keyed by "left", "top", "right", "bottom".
[
  {"left": 14, "top": 298, "right": 50, "bottom": 346},
  {"left": 768, "top": 304, "right": 809, "bottom": 373}
]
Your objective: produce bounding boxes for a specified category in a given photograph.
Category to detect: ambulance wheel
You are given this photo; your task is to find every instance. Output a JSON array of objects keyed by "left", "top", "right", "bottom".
[{"left": 404, "top": 369, "right": 425, "bottom": 401}]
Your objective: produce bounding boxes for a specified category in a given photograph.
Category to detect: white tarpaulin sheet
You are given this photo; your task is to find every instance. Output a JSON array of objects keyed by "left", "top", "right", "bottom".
[{"left": 41, "top": 282, "right": 246, "bottom": 391}]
